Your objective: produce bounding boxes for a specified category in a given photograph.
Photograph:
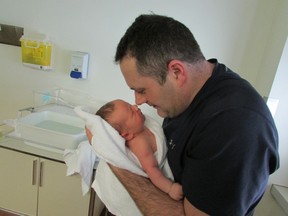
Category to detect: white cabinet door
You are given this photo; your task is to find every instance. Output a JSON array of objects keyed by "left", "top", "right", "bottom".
[
  {"left": 37, "top": 159, "right": 91, "bottom": 216},
  {"left": 0, "top": 148, "right": 38, "bottom": 215},
  {"left": 0, "top": 148, "right": 99, "bottom": 216}
]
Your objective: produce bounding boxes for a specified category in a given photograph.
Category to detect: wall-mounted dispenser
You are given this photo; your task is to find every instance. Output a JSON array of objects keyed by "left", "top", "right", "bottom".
[
  {"left": 20, "top": 33, "right": 53, "bottom": 70},
  {"left": 0, "top": 23, "right": 24, "bottom": 46},
  {"left": 70, "top": 51, "right": 89, "bottom": 79}
]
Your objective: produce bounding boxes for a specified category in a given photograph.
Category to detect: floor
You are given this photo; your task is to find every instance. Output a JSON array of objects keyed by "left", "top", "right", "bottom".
[{"left": 0, "top": 207, "right": 110, "bottom": 216}]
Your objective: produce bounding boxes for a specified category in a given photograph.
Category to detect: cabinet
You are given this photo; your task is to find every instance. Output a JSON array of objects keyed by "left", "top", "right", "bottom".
[
  {"left": 0, "top": 147, "right": 101, "bottom": 216},
  {"left": 0, "top": 148, "right": 38, "bottom": 215}
]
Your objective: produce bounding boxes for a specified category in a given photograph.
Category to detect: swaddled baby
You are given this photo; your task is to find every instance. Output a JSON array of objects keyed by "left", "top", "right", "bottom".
[{"left": 87, "top": 99, "right": 183, "bottom": 200}]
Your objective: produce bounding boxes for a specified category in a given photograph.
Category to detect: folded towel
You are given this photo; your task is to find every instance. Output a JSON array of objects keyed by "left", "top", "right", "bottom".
[
  {"left": 63, "top": 140, "right": 98, "bottom": 196},
  {"left": 74, "top": 106, "right": 173, "bottom": 215}
]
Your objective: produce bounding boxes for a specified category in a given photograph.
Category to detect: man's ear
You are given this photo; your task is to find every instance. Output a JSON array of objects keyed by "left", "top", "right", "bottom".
[
  {"left": 167, "top": 60, "right": 187, "bottom": 85},
  {"left": 120, "top": 131, "right": 134, "bottom": 141}
]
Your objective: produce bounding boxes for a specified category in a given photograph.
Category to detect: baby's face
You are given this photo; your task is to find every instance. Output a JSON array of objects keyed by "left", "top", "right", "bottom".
[{"left": 110, "top": 99, "right": 145, "bottom": 134}]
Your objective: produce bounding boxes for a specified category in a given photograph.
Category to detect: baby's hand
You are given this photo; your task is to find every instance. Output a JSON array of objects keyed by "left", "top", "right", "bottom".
[{"left": 168, "top": 183, "right": 183, "bottom": 201}]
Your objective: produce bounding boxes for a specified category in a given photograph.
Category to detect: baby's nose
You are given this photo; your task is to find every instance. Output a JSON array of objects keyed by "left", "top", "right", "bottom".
[{"left": 133, "top": 105, "right": 140, "bottom": 111}]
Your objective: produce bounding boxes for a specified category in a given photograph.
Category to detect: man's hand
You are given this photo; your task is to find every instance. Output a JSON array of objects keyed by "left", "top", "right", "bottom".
[{"left": 85, "top": 127, "right": 93, "bottom": 144}]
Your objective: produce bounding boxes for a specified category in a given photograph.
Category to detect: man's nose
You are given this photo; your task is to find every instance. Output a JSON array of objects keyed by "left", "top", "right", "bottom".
[{"left": 135, "top": 92, "right": 147, "bottom": 105}]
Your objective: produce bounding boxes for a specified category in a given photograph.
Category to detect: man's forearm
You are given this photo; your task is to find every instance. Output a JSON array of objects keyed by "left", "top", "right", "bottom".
[{"left": 110, "top": 164, "right": 184, "bottom": 216}]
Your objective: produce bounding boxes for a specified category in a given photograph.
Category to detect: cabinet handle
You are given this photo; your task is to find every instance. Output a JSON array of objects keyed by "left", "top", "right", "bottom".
[
  {"left": 32, "top": 159, "right": 38, "bottom": 185},
  {"left": 39, "top": 161, "right": 44, "bottom": 187}
]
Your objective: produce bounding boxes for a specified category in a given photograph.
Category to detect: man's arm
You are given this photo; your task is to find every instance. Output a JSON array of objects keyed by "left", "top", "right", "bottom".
[
  {"left": 110, "top": 164, "right": 185, "bottom": 215},
  {"left": 109, "top": 165, "right": 208, "bottom": 215}
]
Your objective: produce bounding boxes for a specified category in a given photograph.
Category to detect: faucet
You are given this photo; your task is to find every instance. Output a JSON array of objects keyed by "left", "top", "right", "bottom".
[
  {"left": 18, "top": 106, "right": 35, "bottom": 113},
  {"left": 17, "top": 106, "right": 35, "bottom": 119}
]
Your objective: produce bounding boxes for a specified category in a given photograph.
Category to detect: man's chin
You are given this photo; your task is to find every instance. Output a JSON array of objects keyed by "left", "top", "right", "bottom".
[{"left": 156, "top": 109, "right": 168, "bottom": 118}]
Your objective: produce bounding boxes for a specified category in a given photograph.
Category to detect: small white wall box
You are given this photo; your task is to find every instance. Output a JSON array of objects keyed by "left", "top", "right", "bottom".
[
  {"left": 70, "top": 51, "right": 89, "bottom": 79},
  {"left": 20, "top": 33, "right": 53, "bottom": 70}
]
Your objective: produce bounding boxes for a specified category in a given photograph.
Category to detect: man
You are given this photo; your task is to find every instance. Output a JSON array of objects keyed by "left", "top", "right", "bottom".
[{"left": 107, "top": 14, "right": 279, "bottom": 215}]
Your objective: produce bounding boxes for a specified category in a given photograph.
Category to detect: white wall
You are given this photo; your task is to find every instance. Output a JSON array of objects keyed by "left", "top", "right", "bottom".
[
  {"left": 1, "top": 0, "right": 287, "bottom": 214},
  {"left": 0, "top": 0, "right": 268, "bottom": 122}
]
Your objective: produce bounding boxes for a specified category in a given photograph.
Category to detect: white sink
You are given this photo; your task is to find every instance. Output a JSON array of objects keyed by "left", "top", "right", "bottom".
[{"left": 17, "top": 108, "right": 87, "bottom": 151}]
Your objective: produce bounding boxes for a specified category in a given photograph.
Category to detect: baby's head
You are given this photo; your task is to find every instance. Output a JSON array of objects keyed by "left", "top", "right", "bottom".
[{"left": 96, "top": 99, "right": 145, "bottom": 141}]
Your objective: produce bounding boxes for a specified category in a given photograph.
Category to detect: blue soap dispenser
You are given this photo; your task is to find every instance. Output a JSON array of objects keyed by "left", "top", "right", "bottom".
[{"left": 70, "top": 51, "right": 89, "bottom": 79}]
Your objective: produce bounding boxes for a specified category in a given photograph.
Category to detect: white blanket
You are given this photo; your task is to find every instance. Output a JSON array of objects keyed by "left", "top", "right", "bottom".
[
  {"left": 74, "top": 106, "right": 173, "bottom": 216},
  {"left": 63, "top": 140, "right": 98, "bottom": 196}
]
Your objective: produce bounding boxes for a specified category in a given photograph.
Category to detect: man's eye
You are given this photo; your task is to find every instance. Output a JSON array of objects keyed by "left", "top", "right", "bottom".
[{"left": 137, "top": 89, "right": 145, "bottom": 94}]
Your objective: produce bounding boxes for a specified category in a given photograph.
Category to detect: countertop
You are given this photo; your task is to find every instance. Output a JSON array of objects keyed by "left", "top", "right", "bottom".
[
  {"left": 0, "top": 119, "right": 98, "bottom": 167},
  {"left": 0, "top": 136, "right": 66, "bottom": 163}
]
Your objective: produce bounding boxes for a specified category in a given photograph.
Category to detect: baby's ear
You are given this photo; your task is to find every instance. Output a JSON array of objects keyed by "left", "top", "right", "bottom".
[{"left": 120, "top": 131, "right": 134, "bottom": 141}]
